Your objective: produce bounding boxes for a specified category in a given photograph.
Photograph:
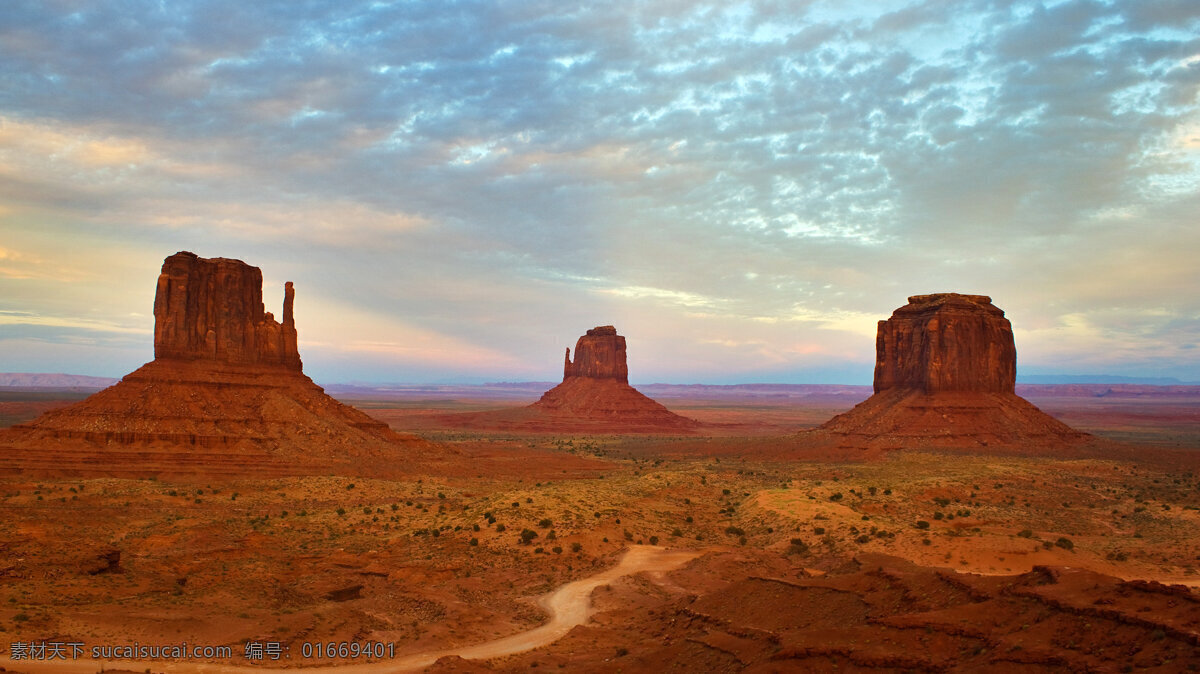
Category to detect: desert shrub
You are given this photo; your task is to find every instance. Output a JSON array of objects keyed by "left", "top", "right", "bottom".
[
  {"left": 469, "top": 538, "right": 478, "bottom": 546},
  {"left": 552, "top": 546, "right": 563, "bottom": 554},
  {"left": 1055, "top": 537, "right": 1074, "bottom": 551},
  {"left": 538, "top": 518, "right": 552, "bottom": 528},
  {"left": 829, "top": 493, "right": 843, "bottom": 502},
  {"left": 571, "top": 542, "right": 582, "bottom": 552},
  {"left": 495, "top": 524, "right": 506, "bottom": 532},
  {"left": 685, "top": 516, "right": 694, "bottom": 523},
  {"left": 363, "top": 507, "right": 372, "bottom": 515},
  {"left": 934, "top": 511, "right": 945, "bottom": 520},
  {"left": 519, "top": 529, "right": 538, "bottom": 544},
  {"left": 1018, "top": 529, "right": 1034, "bottom": 538},
  {"left": 813, "top": 526, "right": 825, "bottom": 535},
  {"left": 623, "top": 530, "right": 634, "bottom": 541},
  {"left": 336, "top": 507, "right": 346, "bottom": 516},
  {"left": 472, "top": 523, "right": 480, "bottom": 532},
  {"left": 671, "top": 528, "right": 683, "bottom": 537},
  {"left": 789, "top": 538, "right": 809, "bottom": 555},
  {"left": 649, "top": 535, "right": 659, "bottom": 545},
  {"left": 916, "top": 520, "right": 930, "bottom": 529},
  {"left": 546, "top": 530, "right": 556, "bottom": 540},
  {"left": 724, "top": 526, "right": 745, "bottom": 536}
]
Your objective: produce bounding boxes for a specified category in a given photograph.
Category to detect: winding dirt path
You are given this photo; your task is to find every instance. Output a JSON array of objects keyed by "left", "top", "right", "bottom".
[{"left": 1, "top": 545, "right": 700, "bottom": 673}]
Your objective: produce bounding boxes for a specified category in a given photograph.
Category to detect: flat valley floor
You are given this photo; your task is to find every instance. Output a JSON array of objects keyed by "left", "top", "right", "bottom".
[{"left": 1, "top": 385, "right": 1198, "bottom": 672}]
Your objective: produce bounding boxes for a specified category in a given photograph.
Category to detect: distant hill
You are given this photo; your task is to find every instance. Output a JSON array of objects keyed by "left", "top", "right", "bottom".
[
  {"left": 0, "top": 373, "right": 119, "bottom": 389},
  {"left": 1017, "top": 374, "right": 1198, "bottom": 385}
]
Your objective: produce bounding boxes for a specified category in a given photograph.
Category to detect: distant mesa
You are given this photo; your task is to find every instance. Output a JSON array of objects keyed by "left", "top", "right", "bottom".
[
  {"left": 819, "top": 293, "right": 1089, "bottom": 450},
  {"left": 530, "top": 325, "right": 699, "bottom": 430},
  {"left": 409, "top": 325, "right": 701, "bottom": 433},
  {"left": 0, "top": 251, "right": 439, "bottom": 478}
]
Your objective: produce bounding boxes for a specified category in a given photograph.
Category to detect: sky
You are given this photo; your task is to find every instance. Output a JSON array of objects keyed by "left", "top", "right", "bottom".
[{"left": 1, "top": 0, "right": 1198, "bottom": 385}]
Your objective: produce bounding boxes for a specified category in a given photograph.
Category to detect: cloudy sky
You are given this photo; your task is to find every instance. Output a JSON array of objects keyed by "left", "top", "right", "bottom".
[{"left": 1, "top": 0, "right": 1198, "bottom": 385}]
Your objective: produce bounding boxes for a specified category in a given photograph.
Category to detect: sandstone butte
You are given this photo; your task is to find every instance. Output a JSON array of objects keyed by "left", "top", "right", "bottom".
[
  {"left": 0, "top": 251, "right": 438, "bottom": 478},
  {"left": 529, "top": 326, "right": 700, "bottom": 431},
  {"left": 412, "top": 326, "right": 701, "bottom": 433},
  {"left": 817, "top": 293, "right": 1089, "bottom": 450}
]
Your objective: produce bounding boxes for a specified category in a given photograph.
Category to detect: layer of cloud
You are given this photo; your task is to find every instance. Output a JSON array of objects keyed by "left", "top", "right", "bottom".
[{"left": 1, "top": 0, "right": 1198, "bottom": 382}]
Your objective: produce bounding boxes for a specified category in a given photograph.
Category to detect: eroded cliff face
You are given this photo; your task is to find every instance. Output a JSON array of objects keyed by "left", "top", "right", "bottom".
[
  {"left": 0, "top": 251, "right": 439, "bottom": 477},
  {"left": 153, "top": 251, "right": 301, "bottom": 370},
  {"left": 819, "top": 293, "right": 1086, "bottom": 449},
  {"left": 873, "top": 293, "right": 1016, "bottom": 395},
  {"left": 564, "top": 325, "right": 629, "bottom": 383}
]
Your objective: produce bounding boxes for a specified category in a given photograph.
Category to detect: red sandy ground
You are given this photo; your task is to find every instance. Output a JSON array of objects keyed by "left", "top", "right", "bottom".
[{"left": 0, "top": 384, "right": 1198, "bottom": 672}]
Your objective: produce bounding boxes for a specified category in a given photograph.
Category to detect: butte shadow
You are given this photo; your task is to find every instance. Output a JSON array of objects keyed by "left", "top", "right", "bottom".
[
  {"left": 403, "top": 326, "right": 702, "bottom": 434},
  {"left": 0, "top": 251, "right": 446, "bottom": 479}
]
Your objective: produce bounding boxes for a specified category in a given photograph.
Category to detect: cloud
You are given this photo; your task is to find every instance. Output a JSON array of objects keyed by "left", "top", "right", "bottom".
[{"left": 1, "top": 0, "right": 1199, "bottom": 381}]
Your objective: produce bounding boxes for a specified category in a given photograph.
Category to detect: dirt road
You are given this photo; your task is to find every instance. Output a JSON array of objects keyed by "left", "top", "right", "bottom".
[{"left": 1, "top": 545, "right": 700, "bottom": 673}]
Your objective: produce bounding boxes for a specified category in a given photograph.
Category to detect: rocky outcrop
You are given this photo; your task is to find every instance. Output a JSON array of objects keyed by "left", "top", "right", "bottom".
[
  {"left": 154, "top": 251, "right": 301, "bottom": 370},
  {"left": 874, "top": 293, "right": 1015, "bottom": 394},
  {"left": 0, "top": 251, "right": 440, "bottom": 478},
  {"left": 524, "top": 326, "right": 699, "bottom": 431},
  {"left": 425, "top": 326, "right": 699, "bottom": 433},
  {"left": 817, "top": 293, "right": 1087, "bottom": 450},
  {"left": 564, "top": 325, "right": 629, "bottom": 382}
]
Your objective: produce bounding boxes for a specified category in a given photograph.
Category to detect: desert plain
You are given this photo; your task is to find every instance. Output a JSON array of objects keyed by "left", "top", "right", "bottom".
[{"left": 0, "top": 382, "right": 1198, "bottom": 673}]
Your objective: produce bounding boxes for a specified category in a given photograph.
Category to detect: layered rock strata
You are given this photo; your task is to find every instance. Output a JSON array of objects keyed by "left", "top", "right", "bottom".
[
  {"left": 819, "top": 294, "right": 1087, "bottom": 450},
  {"left": 564, "top": 325, "right": 629, "bottom": 382},
  {"left": 153, "top": 251, "right": 301, "bottom": 369},
  {"left": 874, "top": 293, "right": 1016, "bottom": 394},
  {"left": 0, "top": 252, "right": 435, "bottom": 477},
  {"left": 530, "top": 326, "right": 699, "bottom": 431}
]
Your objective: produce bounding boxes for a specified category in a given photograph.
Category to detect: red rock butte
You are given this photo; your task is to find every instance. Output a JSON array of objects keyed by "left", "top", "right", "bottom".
[
  {"left": 530, "top": 326, "right": 699, "bottom": 431},
  {"left": 819, "top": 293, "right": 1087, "bottom": 450},
  {"left": 411, "top": 326, "right": 700, "bottom": 433},
  {"left": 0, "top": 251, "right": 438, "bottom": 478},
  {"left": 153, "top": 251, "right": 302, "bottom": 369},
  {"left": 563, "top": 325, "right": 629, "bottom": 382},
  {"left": 874, "top": 293, "right": 1016, "bottom": 394}
]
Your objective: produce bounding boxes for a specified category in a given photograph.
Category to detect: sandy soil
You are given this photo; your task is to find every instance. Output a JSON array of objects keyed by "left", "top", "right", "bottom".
[
  {"left": 0, "top": 546, "right": 699, "bottom": 673},
  {"left": 0, "top": 386, "right": 1198, "bottom": 671}
]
